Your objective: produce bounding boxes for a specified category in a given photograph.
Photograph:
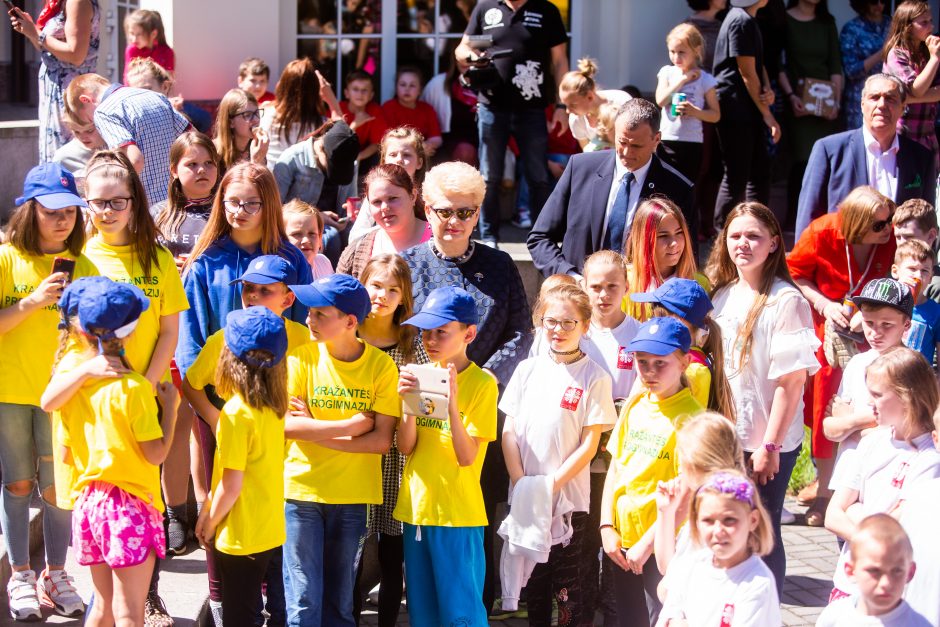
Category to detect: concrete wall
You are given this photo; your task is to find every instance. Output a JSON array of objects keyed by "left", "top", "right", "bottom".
[{"left": 0, "top": 120, "right": 39, "bottom": 221}]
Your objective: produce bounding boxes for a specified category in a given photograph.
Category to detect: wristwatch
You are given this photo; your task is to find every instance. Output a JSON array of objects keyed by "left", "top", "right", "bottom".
[{"left": 764, "top": 442, "right": 783, "bottom": 453}]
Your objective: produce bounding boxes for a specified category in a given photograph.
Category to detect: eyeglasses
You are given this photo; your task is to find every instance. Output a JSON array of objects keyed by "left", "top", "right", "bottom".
[
  {"left": 86, "top": 197, "right": 131, "bottom": 212},
  {"left": 233, "top": 109, "right": 263, "bottom": 122},
  {"left": 428, "top": 206, "right": 478, "bottom": 221},
  {"left": 223, "top": 199, "right": 264, "bottom": 215},
  {"left": 871, "top": 213, "right": 894, "bottom": 233},
  {"left": 541, "top": 317, "right": 579, "bottom": 332}
]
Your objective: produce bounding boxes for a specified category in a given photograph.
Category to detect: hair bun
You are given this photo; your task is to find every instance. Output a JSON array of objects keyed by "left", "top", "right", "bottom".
[{"left": 577, "top": 58, "right": 598, "bottom": 79}]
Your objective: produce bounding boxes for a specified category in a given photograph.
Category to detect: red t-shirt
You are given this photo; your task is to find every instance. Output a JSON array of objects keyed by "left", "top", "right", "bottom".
[
  {"left": 124, "top": 43, "right": 175, "bottom": 83},
  {"left": 257, "top": 91, "right": 275, "bottom": 105},
  {"left": 380, "top": 99, "right": 442, "bottom": 140},
  {"left": 340, "top": 101, "right": 388, "bottom": 149}
]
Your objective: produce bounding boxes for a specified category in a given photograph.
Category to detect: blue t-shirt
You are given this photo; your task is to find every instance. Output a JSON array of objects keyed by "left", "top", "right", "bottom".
[{"left": 905, "top": 299, "right": 940, "bottom": 363}]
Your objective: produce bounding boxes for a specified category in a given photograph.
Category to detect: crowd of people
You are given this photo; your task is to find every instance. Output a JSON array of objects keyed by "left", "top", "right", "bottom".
[{"left": 4, "top": 0, "right": 940, "bottom": 626}]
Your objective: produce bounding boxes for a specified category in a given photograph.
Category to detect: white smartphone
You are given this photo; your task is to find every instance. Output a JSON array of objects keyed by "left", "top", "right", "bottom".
[{"left": 401, "top": 364, "right": 450, "bottom": 420}]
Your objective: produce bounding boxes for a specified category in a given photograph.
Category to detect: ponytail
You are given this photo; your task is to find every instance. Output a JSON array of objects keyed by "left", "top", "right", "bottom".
[{"left": 701, "top": 316, "right": 736, "bottom": 422}]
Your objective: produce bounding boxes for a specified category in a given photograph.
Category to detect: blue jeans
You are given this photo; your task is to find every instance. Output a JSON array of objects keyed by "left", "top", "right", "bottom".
[
  {"left": 283, "top": 501, "right": 367, "bottom": 627},
  {"left": 0, "top": 402, "right": 71, "bottom": 569},
  {"left": 746, "top": 445, "right": 801, "bottom": 596},
  {"left": 477, "top": 104, "right": 550, "bottom": 241}
]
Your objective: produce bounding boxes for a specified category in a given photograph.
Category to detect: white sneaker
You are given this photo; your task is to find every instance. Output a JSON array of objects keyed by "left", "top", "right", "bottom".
[
  {"left": 780, "top": 508, "right": 797, "bottom": 525},
  {"left": 7, "top": 569, "right": 41, "bottom": 621},
  {"left": 37, "top": 568, "right": 85, "bottom": 617}
]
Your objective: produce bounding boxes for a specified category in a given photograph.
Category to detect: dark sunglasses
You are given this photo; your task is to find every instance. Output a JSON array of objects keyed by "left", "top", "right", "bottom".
[
  {"left": 428, "top": 206, "right": 478, "bottom": 221},
  {"left": 871, "top": 213, "right": 894, "bottom": 233}
]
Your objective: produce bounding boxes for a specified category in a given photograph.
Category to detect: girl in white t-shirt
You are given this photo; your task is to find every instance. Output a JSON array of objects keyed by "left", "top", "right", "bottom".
[
  {"left": 825, "top": 346, "right": 940, "bottom": 601},
  {"left": 558, "top": 58, "right": 631, "bottom": 152},
  {"left": 656, "top": 470, "right": 780, "bottom": 627},
  {"left": 707, "top": 201, "right": 820, "bottom": 595},
  {"left": 655, "top": 23, "right": 720, "bottom": 183},
  {"left": 654, "top": 412, "right": 745, "bottom": 577},
  {"left": 500, "top": 283, "right": 618, "bottom": 625}
]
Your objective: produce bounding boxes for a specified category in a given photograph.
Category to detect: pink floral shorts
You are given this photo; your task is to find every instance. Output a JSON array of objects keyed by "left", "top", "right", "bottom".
[{"left": 72, "top": 481, "right": 166, "bottom": 568}]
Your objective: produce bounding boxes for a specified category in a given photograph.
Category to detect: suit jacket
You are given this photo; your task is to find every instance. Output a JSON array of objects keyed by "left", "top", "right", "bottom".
[
  {"left": 527, "top": 151, "right": 694, "bottom": 277},
  {"left": 795, "top": 128, "right": 936, "bottom": 238}
]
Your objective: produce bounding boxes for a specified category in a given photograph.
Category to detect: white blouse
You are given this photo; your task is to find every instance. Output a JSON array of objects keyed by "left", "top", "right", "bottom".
[{"left": 711, "top": 279, "right": 821, "bottom": 453}]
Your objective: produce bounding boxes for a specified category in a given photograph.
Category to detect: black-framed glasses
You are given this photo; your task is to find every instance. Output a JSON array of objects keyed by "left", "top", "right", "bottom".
[
  {"left": 541, "top": 317, "right": 579, "bottom": 331},
  {"left": 86, "top": 197, "right": 131, "bottom": 213},
  {"left": 233, "top": 109, "right": 263, "bottom": 122},
  {"left": 428, "top": 206, "right": 478, "bottom": 221},
  {"left": 871, "top": 213, "right": 895, "bottom": 233},
  {"left": 223, "top": 199, "right": 264, "bottom": 215}
]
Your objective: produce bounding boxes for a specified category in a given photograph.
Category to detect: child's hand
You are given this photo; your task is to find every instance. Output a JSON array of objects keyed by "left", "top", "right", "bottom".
[
  {"left": 82, "top": 355, "right": 130, "bottom": 380},
  {"left": 849, "top": 310, "right": 863, "bottom": 333},
  {"left": 288, "top": 396, "right": 312, "bottom": 419},
  {"left": 624, "top": 542, "right": 651, "bottom": 575},
  {"left": 194, "top": 507, "right": 215, "bottom": 550},
  {"left": 830, "top": 396, "right": 852, "bottom": 419},
  {"left": 398, "top": 367, "right": 419, "bottom": 396},
  {"left": 759, "top": 86, "right": 775, "bottom": 107},
  {"left": 446, "top": 363, "right": 459, "bottom": 413},
  {"left": 169, "top": 95, "right": 185, "bottom": 111},
  {"left": 681, "top": 69, "right": 701, "bottom": 86},
  {"left": 602, "top": 526, "right": 630, "bottom": 572},
  {"left": 928, "top": 35, "right": 940, "bottom": 59},
  {"left": 156, "top": 381, "right": 180, "bottom": 414},
  {"left": 655, "top": 478, "right": 682, "bottom": 515},
  {"left": 348, "top": 411, "right": 375, "bottom": 437},
  {"left": 674, "top": 100, "right": 699, "bottom": 118},
  {"left": 27, "top": 272, "right": 68, "bottom": 308},
  {"left": 250, "top": 127, "right": 269, "bottom": 165}
]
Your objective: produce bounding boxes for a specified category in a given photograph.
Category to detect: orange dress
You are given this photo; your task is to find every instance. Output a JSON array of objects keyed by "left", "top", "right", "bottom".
[{"left": 786, "top": 213, "right": 895, "bottom": 458}]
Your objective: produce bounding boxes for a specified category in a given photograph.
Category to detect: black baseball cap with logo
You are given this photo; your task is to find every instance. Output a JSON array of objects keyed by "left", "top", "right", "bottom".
[{"left": 851, "top": 278, "right": 914, "bottom": 318}]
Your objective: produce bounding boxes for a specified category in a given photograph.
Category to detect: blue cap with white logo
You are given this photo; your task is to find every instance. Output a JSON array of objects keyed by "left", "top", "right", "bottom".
[
  {"left": 403, "top": 286, "right": 478, "bottom": 329},
  {"left": 57, "top": 276, "right": 114, "bottom": 329},
  {"left": 289, "top": 274, "right": 371, "bottom": 323},
  {"left": 627, "top": 317, "right": 691, "bottom": 355},
  {"left": 223, "top": 306, "right": 288, "bottom": 368},
  {"left": 16, "top": 163, "right": 87, "bottom": 209},
  {"left": 231, "top": 255, "right": 299, "bottom": 286},
  {"left": 630, "top": 278, "right": 713, "bottom": 328}
]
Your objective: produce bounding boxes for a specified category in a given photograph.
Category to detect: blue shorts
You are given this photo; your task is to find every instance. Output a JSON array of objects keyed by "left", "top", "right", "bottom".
[{"left": 402, "top": 523, "right": 487, "bottom": 626}]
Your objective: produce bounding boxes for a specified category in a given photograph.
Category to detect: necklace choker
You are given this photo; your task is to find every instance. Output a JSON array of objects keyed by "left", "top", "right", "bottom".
[
  {"left": 430, "top": 240, "right": 475, "bottom": 264},
  {"left": 550, "top": 347, "right": 582, "bottom": 356}
]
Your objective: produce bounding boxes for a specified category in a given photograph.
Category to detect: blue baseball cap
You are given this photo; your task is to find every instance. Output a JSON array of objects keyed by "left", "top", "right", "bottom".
[
  {"left": 16, "top": 163, "right": 87, "bottom": 209},
  {"left": 630, "top": 278, "right": 713, "bottom": 328},
  {"left": 403, "top": 286, "right": 478, "bottom": 329},
  {"left": 224, "top": 307, "right": 288, "bottom": 367},
  {"left": 76, "top": 278, "right": 150, "bottom": 339},
  {"left": 627, "top": 317, "right": 691, "bottom": 355},
  {"left": 57, "top": 276, "right": 114, "bottom": 329},
  {"left": 231, "top": 255, "right": 299, "bottom": 286},
  {"left": 289, "top": 274, "right": 371, "bottom": 323}
]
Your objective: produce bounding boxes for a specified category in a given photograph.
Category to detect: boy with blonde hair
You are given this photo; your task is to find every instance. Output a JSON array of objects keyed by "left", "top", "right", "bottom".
[
  {"left": 816, "top": 514, "right": 930, "bottom": 626},
  {"left": 892, "top": 240, "right": 940, "bottom": 364},
  {"left": 64, "top": 73, "right": 189, "bottom": 204}
]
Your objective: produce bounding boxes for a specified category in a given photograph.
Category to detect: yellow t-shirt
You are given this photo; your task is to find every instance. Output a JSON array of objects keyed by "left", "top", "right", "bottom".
[
  {"left": 211, "top": 394, "right": 286, "bottom": 555},
  {"left": 187, "top": 319, "right": 311, "bottom": 391},
  {"left": 82, "top": 238, "right": 189, "bottom": 381},
  {"left": 285, "top": 341, "right": 401, "bottom": 504},
  {"left": 609, "top": 387, "right": 702, "bottom": 547},
  {"left": 0, "top": 244, "right": 97, "bottom": 406},
  {"left": 59, "top": 371, "right": 165, "bottom": 512},
  {"left": 50, "top": 349, "right": 92, "bottom": 509},
  {"left": 393, "top": 362, "right": 498, "bottom": 527},
  {"left": 686, "top": 357, "right": 711, "bottom": 409}
]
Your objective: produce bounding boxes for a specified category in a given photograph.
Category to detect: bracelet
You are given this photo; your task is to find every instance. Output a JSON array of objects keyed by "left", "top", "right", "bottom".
[
  {"left": 599, "top": 523, "right": 615, "bottom": 531},
  {"left": 37, "top": 32, "right": 47, "bottom": 50}
]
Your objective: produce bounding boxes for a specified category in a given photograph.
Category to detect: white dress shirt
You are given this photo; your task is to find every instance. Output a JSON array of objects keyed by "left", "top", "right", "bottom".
[
  {"left": 862, "top": 125, "right": 899, "bottom": 201},
  {"left": 601, "top": 154, "right": 652, "bottom": 241}
]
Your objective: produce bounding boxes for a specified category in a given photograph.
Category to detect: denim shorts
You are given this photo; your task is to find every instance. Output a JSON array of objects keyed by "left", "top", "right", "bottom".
[{"left": 0, "top": 402, "right": 53, "bottom": 489}]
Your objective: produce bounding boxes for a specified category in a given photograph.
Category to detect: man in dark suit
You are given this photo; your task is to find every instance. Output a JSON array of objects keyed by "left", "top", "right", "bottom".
[
  {"left": 527, "top": 98, "right": 693, "bottom": 277},
  {"left": 795, "top": 73, "right": 936, "bottom": 238}
]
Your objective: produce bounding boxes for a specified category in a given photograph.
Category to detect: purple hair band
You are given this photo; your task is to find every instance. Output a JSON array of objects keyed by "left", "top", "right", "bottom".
[{"left": 697, "top": 472, "right": 756, "bottom": 508}]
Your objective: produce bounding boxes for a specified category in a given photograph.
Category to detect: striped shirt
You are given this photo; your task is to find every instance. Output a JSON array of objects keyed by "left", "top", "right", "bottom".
[{"left": 94, "top": 84, "right": 189, "bottom": 204}]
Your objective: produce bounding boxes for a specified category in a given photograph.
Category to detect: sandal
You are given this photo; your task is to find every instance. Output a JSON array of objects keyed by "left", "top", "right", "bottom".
[
  {"left": 797, "top": 479, "right": 818, "bottom": 506},
  {"left": 805, "top": 496, "right": 830, "bottom": 527}
]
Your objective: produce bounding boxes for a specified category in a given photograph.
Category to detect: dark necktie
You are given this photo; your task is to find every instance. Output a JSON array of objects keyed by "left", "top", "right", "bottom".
[{"left": 604, "top": 172, "right": 634, "bottom": 253}]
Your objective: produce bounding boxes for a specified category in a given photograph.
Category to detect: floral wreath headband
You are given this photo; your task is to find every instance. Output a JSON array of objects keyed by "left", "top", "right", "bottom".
[{"left": 696, "top": 472, "right": 756, "bottom": 509}]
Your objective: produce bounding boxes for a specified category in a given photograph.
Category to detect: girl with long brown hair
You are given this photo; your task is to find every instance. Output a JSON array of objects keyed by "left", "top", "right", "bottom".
[
  {"left": 707, "top": 201, "right": 821, "bottom": 596},
  {"left": 213, "top": 88, "right": 268, "bottom": 170}
]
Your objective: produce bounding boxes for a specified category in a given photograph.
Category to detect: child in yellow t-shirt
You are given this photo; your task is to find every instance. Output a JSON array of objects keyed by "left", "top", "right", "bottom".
[
  {"left": 393, "top": 286, "right": 497, "bottom": 626},
  {"left": 283, "top": 274, "right": 400, "bottom": 626},
  {"left": 600, "top": 317, "right": 703, "bottom": 626},
  {"left": 57, "top": 277, "right": 180, "bottom": 626},
  {"left": 0, "top": 163, "right": 97, "bottom": 620},
  {"left": 194, "top": 306, "right": 288, "bottom": 625}
]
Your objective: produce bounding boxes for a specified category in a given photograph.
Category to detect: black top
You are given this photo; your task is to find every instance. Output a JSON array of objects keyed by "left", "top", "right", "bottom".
[
  {"left": 463, "top": 0, "right": 568, "bottom": 110},
  {"left": 713, "top": 7, "right": 765, "bottom": 120},
  {"left": 149, "top": 200, "right": 212, "bottom": 259}
]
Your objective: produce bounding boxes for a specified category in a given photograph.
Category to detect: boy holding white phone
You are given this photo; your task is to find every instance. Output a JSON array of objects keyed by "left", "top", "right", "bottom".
[{"left": 394, "top": 286, "right": 498, "bottom": 626}]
